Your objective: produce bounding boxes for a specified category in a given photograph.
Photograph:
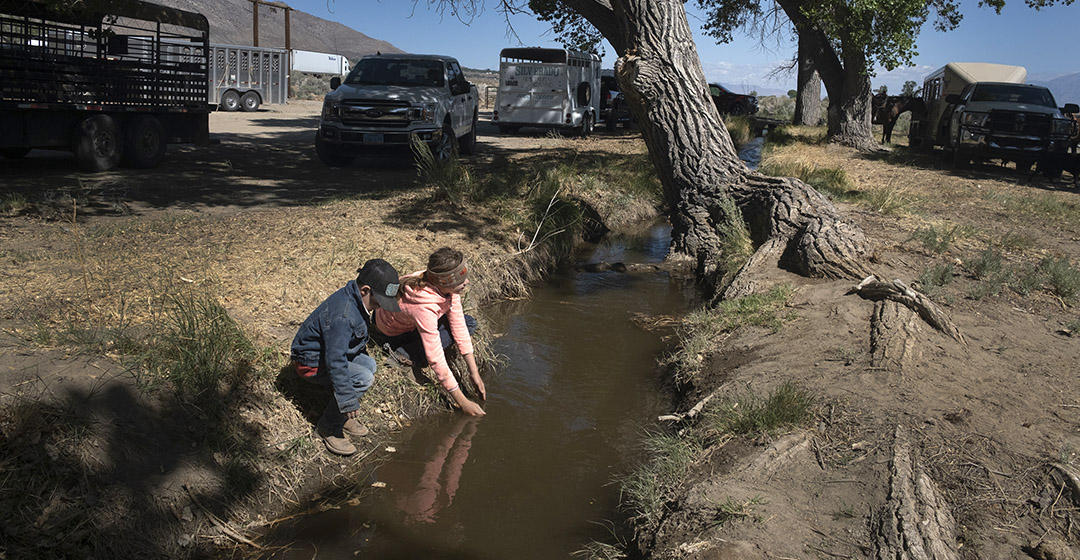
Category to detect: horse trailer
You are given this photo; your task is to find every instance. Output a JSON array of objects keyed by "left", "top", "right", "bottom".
[
  {"left": 208, "top": 44, "right": 289, "bottom": 112},
  {"left": 493, "top": 47, "right": 601, "bottom": 136}
]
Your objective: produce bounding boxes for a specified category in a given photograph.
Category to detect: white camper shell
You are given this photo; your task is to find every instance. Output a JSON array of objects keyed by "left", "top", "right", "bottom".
[{"left": 494, "top": 48, "right": 601, "bottom": 136}]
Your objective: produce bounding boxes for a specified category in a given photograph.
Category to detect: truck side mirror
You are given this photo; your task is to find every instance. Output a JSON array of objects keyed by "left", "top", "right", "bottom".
[
  {"left": 1063, "top": 103, "right": 1079, "bottom": 114},
  {"left": 945, "top": 94, "right": 960, "bottom": 105},
  {"left": 330, "top": 77, "right": 341, "bottom": 91}
]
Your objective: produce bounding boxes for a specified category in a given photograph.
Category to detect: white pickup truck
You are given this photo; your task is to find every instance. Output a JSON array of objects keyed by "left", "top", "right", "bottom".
[{"left": 315, "top": 54, "right": 479, "bottom": 166}]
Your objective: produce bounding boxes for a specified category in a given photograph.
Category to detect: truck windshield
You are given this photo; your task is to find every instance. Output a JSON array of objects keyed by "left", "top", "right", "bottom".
[
  {"left": 971, "top": 85, "right": 1056, "bottom": 108},
  {"left": 345, "top": 59, "right": 444, "bottom": 87}
]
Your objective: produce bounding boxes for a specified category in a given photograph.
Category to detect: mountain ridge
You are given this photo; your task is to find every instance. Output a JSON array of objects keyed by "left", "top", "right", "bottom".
[{"left": 156, "top": 0, "right": 403, "bottom": 61}]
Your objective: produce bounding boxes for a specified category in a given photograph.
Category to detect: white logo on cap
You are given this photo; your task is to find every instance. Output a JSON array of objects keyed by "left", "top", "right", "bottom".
[{"left": 385, "top": 283, "right": 399, "bottom": 297}]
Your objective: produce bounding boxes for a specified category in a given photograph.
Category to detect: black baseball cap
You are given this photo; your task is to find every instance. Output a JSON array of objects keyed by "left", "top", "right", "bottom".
[{"left": 356, "top": 259, "right": 401, "bottom": 312}]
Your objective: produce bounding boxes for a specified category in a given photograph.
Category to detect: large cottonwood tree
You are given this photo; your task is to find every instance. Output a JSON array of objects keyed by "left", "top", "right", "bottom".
[{"left": 434, "top": 0, "right": 872, "bottom": 294}]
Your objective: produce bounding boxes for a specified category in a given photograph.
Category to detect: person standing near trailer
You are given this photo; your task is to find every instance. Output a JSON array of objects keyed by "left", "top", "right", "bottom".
[{"left": 492, "top": 48, "right": 601, "bottom": 137}]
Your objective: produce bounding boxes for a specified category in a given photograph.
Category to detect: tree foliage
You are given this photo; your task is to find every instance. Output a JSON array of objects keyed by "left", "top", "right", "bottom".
[{"left": 528, "top": 0, "right": 605, "bottom": 53}]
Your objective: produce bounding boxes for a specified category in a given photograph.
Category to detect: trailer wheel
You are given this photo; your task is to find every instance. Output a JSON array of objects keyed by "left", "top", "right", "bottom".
[
  {"left": 122, "top": 116, "right": 166, "bottom": 169},
  {"left": 578, "top": 112, "right": 593, "bottom": 138},
  {"left": 459, "top": 112, "right": 478, "bottom": 155},
  {"left": 1, "top": 148, "right": 30, "bottom": 159},
  {"left": 74, "top": 114, "right": 121, "bottom": 172},
  {"left": 220, "top": 90, "right": 241, "bottom": 112},
  {"left": 240, "top": 91, "right": 261, "bottom": 112}
]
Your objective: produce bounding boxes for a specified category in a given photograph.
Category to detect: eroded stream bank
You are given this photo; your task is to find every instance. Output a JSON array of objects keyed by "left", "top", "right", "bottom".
[{"left": 262, "top": 223, "right": 696, "bottom": 559}]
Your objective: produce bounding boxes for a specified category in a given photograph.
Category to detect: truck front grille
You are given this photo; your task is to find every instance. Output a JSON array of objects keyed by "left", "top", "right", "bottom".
[
  {"left": 988, "top": 111, "right": 1050, "bottom": 136},
  {"left": 340, "top": 99, "right": 412, "bottom": 128}
]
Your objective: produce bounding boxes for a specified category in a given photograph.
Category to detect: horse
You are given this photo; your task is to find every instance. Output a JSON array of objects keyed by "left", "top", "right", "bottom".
[{"left": 872, "top": 94, "right": 926, "bottom": 145}]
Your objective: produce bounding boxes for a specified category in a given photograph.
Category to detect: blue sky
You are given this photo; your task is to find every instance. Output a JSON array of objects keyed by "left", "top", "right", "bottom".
[{"left": 296, "top": 0, "right": 1080, "bottom": 95}]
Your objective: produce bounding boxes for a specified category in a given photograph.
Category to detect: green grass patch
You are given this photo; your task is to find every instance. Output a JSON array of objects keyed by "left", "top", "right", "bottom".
[
  {"left": 711, "top": 495, "right": 766, "bottom": 526},
  {"left": 702, "top": 381, "right": 815, "bottom": 439},
  {"left": 572, "top": 542, "right": 627, "bottom": 560},
  {"left": 621, "top": 430, "right": 702, "bottom": 522},
  {"left": 1038, "top": 257, "right": 1080, "bottom": 300},
  {"left": 909, "top": 224, "right": 970, "bottom": 254},
  {"left": 917, "top": 263, "right": 955, "bottom": 294},
  {"left": 1067, "top": 317, "right": 1080, "bottom": 336},
  {"left": 412, "top": 135, "right": 473, "bottom": 204},
  {"left": 966, "top": 247, "right": 1004, "bottom": 279},
  {"left": 758, "top": 159, "right": 855, "bottom": 201},
  {"left": 667, "top": 286, "right": 795, "bottom": 383}
]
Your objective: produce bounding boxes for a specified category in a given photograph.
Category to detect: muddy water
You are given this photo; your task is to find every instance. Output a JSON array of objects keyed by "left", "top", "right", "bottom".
[
  {"left": 739, "top": 136, "right": 765, "bottom": 169},
  {"left": 267, "top": 223, "right": 695, "bottom": 559}
]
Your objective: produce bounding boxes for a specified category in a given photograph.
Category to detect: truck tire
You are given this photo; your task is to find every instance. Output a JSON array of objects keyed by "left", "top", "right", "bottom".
[
  {"left": 433, "top": 121, "right": 456, "bottom": 162},
  {"left": 1, "top": 147, "right": 30, "bottom": 159},
  {"left": 220, "top": 90, "right": 241, "bottom": 112},
  {"left": 315, "top": 136, "right": 353, "bottom": 167},
  {"left": 121, "top": 116, "right": 166, "bottom": 169},
  {"left": 240, "top": 91, "right": 261, "bottom": 112},
  {"left": 606, "top": 115, "right": 617, "bottom": 132},
  {"left": 74, "top": 114, "right": 121, "bottom": 172},
  {"left": 459, "top": 112, "right": 478, "bottom": 155}
]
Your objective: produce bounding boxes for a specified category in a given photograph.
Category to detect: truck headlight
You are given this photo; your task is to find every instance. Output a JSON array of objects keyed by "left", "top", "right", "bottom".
[
  {"left": 321, "top": 100, "right": 340, "bottom": 121},
  {"left": 408, "top": 103, "right": 436, "bottom": 123},
  {"left": 960, "top": 111, "right": 989, "bottom": 128},
  {"left": 1051, "top": 118, "right": 1075, "bottom": 136}
]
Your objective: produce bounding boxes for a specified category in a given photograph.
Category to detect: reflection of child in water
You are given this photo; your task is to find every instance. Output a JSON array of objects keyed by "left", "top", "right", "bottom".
[{"left": 395, "top": 416, "right": 479, "bottom": 524}]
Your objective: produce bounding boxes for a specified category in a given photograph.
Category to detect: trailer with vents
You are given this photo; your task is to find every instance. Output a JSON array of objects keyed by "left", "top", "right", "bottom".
[{"left": 0, "top": 0, "right": 212, "bottom": 171}]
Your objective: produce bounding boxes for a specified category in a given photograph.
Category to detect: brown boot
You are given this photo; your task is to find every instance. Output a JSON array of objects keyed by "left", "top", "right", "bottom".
[
  {"left": 343, "top": 417, "right": 370, "bottom": 438},
  {"left": 317, "top": 419, "right": 357, "bottom": 456}
]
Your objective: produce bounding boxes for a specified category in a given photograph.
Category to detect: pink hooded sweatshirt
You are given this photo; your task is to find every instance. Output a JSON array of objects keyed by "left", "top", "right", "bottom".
[{"left": 375, "top": 272, "right": 474, "bottom": 391}]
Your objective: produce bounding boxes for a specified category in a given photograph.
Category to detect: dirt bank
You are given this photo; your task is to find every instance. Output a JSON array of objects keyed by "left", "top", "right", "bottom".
[
  {"left": 630, "top": 129, "right": 1080, "bottom": 559},
  {"left": 0, "top": 102, "right": 661, "bottom": 558}
]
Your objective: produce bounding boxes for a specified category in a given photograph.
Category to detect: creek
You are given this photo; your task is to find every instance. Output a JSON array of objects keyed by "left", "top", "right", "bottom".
[{"left": 265, "top": 223, "right": 697, "bottom": 559}]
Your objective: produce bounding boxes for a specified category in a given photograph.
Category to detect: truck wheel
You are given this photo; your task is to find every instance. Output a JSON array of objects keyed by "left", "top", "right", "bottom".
[
  {"left": 459, "top": 112, "right": 478, "bottom": 155},
  {"left": 1, "top": 147, "right": 30, "bottom": 159},
  {"left": 74, "top": 114, "right": 121, "bottom": 172},
  {"left": 578, "top": 113, "right": 593, "bottom": 138},
  {"left": 240, "top": 91, "right": 261, "bottom": 112},
  {"left": 433, "top": 121, "right": 456, "bottom": 162},
  {"left": 122, "top": 116, "right": 166, "bottom": 169},
  {"left": 220, "top": 90, "right": 241, "bottom": 112},
  {"left": 1041, "top": 162, "right": 1063, "bottom": 180},
  {"left": 315, "top": 136, "right": 353, "bottom": 167}
]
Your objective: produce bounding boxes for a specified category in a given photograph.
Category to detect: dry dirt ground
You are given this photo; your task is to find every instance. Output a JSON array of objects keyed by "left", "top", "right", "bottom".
[
  {"left": 2, "top": 103, "right": 1079, "bottom": 559},
  {"left": 640, "top": 134, "right": 1080, "bottom": 559},
  {"left": 0, "top": 101, "right": 652, "bottom": 557}
]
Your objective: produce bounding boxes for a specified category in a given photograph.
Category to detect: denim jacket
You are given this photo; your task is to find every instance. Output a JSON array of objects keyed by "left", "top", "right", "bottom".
[{"left": 290, "top": 280, "right": 373, "bottom": 413}]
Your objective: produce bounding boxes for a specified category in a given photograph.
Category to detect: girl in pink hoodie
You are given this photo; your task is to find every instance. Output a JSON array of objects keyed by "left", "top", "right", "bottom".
[{"left": 374, "top": 247, "right": 486, "bottom": 416}]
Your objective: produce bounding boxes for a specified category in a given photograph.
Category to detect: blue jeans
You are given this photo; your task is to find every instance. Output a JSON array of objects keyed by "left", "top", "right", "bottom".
[
  {"left": 382, "top": 314, "right": 477, "bottom": 367},
  {"left": 304, "top": 353, "right": 376, "bottom": 428}
]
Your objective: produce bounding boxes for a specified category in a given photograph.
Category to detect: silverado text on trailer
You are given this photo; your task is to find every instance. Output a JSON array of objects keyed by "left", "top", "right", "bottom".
[
  {"left": 0, "top": 0, "right": 211, "bottom": 171},
  {"left": 315, "top": 53, "right": 478, "bottom": 166}
]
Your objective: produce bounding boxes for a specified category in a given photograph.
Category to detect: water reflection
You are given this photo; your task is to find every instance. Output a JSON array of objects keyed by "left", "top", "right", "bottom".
[{"left": 390, "top": 416, "right": 479, "bottom": 525}]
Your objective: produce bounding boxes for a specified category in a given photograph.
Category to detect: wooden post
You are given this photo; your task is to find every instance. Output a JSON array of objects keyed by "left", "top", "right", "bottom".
[
  {"left": 284, "top": 7, "right": 291, "bottom": 96},
  {"left": 284, "top": 7, "right": 291, "bottom": 50},
  {"left": 251, "top": 0, "right": 258, "bottom": 46}
]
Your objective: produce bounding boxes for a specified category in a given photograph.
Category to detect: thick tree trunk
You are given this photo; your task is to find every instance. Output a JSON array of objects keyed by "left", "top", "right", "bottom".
[
  {"left": 793, "top": 35, "right": 821, "bottom": 126},
  {"left": 776, "top": 0, "right": 877, "bottom": 150},
  {"left": 825, "top": 53, "right": 876, "bottom": 150},
  {"left": 565, "top": 0, "right": 871, "bottom": 295}
]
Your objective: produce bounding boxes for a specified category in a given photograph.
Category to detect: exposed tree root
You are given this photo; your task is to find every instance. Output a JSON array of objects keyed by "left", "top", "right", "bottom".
[
  {"left": 717, "top": 237, "right": 786, "bottom": 301},
  {"left": 849, "top": 276, "right": 965, "bottom": 344},
  {"left": 870, "top": 301, "right": 922, "bottom": 372},
  {"left": 1050, "top": 462, "right": 1080, "bottom": 507},
  {"left": 873, "top": 426, "right": 960, "bottom": 560}
]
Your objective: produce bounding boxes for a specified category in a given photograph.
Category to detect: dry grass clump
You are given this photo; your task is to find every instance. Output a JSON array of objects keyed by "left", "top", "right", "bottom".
[
  {"left": 759, "top": 151, "right": 917, "bottom": 215},
  {"left": 724, "top": 115, "right": 753, "bottom": 148}
]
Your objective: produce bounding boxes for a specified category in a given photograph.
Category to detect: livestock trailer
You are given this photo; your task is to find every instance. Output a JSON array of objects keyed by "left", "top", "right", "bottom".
[
  {"left": 0, "top": 0, "right": 211, "bottom": 171},
  {"left": 493, "top": 47, "right": 601, "bottom": 136},
  {"left": 208, "top": 43, "right": 288, "bottom": 111}
]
